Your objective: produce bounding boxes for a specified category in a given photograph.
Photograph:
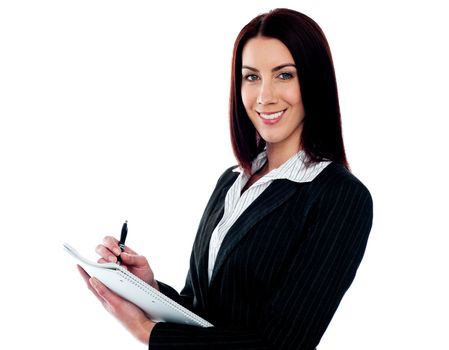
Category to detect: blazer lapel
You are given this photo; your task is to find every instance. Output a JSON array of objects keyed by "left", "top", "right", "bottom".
[
  {"left": 195, "top": 171, "right": 239, "bottom": 299},
  {"left": 210, "top": 179, "right": 299, "bottom": 285}
]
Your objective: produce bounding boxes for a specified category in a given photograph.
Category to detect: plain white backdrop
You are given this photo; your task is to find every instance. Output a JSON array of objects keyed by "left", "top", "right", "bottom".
[{"left": 1, "top": 0, "right": 448, "bottom": 349}]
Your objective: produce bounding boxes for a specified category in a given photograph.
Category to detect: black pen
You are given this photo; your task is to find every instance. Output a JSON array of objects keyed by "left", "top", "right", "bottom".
[{"left": 117, "top": 220, "right": 128, "bottom": 264}]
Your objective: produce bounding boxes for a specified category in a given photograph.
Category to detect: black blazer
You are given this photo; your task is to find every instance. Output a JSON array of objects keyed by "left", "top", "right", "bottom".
[{"left": 150, "top": 162, "right": 373, "bottom": 350}]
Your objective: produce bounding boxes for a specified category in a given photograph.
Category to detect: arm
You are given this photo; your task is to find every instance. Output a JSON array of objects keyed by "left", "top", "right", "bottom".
[
  {"left": 259, "top": 179, "right": 373, "bottom": 349},
  {"left": 77, "top": 166, "right": 240, "bottom": 345},
  {"left": 156, "top": 271, "right": 195, "bottom": 310},
  {"left": 149, "top": 179, "right": 373, "bottom": 349}
]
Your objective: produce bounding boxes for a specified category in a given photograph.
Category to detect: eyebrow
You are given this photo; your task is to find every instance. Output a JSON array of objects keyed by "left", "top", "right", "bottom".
[{"left": 241, "top": 63, "right": 297, "bottom": 72}]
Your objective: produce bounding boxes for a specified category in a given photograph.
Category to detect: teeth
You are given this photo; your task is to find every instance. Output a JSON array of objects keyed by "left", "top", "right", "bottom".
[{"left": 259, "top": 111, "right": 283, "bottom": 120}]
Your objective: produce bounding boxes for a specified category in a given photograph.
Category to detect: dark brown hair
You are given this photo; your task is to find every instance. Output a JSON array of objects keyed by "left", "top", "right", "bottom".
[{"left": 229, "top": 8, "right": 349, "bottom": 174}]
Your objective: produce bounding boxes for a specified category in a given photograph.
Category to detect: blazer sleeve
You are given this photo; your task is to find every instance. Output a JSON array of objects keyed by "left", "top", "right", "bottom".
[
  {"left": 156, "top": 278, "right": 194, "bottom": 311},
  {"left": 149, "top": 177, "right": 373, "bottom": 350}
]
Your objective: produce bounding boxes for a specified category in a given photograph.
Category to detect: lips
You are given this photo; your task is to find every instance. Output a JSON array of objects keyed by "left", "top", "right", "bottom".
[{"left": 257, "top": 109, "right": 286, "bottom": 125}]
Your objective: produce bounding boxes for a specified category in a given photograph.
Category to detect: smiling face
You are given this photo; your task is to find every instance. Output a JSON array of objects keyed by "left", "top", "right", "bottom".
[{"left": 241, "top": 36, "right": 305, "bottom": 154}]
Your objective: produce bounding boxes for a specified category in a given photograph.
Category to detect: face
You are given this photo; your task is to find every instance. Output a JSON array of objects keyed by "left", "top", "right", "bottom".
[{"left": 241, "top": 36, "right": 305, "bottom": 153}]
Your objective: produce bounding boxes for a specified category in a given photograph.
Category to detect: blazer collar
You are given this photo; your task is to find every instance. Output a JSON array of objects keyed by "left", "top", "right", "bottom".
[{"left": 209, "top": 178, "right": 299, "bottom": 286}]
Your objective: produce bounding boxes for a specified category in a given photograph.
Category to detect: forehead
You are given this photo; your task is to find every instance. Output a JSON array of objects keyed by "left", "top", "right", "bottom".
[{"left": 241, "top": 37, "right": 295, "bottom": 68}]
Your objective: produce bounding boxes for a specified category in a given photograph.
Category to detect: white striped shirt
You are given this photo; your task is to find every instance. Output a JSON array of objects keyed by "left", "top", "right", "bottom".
[{"left": 208, "top": 149, "right": 331, "bottom": 281}]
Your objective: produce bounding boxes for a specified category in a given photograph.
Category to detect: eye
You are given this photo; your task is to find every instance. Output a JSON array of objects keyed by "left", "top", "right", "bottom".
[
  {"left": 243, "top": 74, "right": 259, "bottom": 82},
  {"left": 278, "top": 72, "right": 294, "bottom": 80}
]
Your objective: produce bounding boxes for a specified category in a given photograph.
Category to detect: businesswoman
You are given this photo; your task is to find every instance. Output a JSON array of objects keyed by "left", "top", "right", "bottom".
[{"left": 79, "top": 8, "right": 373, "bottom": 349}]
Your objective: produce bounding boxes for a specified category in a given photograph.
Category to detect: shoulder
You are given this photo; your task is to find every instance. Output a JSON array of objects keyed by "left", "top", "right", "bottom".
[
  {"left": 201, "top": 165, "right": 240, "bottom": 202},
  {"left": 215, "top": 165, "right": 240, "bottom": 188},
  {"left": 310, "top": 162, "right": 373, "bottom": 211},
  {"left": 312, "top": 162, "right": 370, "bottom": 192}
]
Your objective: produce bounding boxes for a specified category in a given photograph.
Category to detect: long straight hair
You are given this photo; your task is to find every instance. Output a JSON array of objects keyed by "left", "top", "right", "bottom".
[{"left": 229, "top": 8, "right": 349, "bottom": 174}]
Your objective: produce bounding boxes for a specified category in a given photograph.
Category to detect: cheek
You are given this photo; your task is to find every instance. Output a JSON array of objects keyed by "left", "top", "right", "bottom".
[
  {"left": 241, "top": 86, "right": 256, "bottom": 110},
  {"left": 282, "top": 84, "right": 302, "bottom": 107}
]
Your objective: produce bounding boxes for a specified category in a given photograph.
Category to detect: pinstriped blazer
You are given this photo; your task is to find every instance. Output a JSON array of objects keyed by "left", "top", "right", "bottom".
[{"left": 150, "top": 161, "right": 373, "bottom": 350}]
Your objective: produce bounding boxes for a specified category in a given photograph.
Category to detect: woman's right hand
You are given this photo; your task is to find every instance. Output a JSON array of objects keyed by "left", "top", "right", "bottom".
[{"left": 95, "top": 236, "right": 159, "bottom": 291}]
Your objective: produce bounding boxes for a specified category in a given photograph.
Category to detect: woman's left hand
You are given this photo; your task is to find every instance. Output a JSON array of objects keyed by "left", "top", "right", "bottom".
[{"left": 78, "top": 265, "right": 156, "bottom": 344}]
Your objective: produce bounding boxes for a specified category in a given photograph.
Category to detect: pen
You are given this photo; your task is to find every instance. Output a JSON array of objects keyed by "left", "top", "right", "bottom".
[{"left": 117, "top": 220, "right": 128, "bottom": 264}]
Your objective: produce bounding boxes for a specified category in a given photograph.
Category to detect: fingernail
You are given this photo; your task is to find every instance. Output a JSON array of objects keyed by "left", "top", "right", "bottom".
[
  {"left": 107, "top": 255, "right": 116, "bottom": 262},
  {"left": 113, "top": 248, "right": 121, "bottom": 255},
  {"left": 90, "top": 277, "right": 99, "bottom": 287}
]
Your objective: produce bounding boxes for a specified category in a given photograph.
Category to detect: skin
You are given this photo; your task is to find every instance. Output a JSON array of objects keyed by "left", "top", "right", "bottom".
[
  {"left": 79, "top": 36, "right": 306, "bottom": 346},
  {"left": 78, "top": 236, "right": 157, "bottom": 344},
  {"left": 241, "top": 36, "right": 305, "bottom": 185}
]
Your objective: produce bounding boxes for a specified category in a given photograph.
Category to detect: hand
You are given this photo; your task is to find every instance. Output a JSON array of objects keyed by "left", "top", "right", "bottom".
[
  {"left": 95, "top": 236, "right": 159, "bottom": 290},
  {"left": 77, "top": 265, "right": 156, "bottom": 344}
]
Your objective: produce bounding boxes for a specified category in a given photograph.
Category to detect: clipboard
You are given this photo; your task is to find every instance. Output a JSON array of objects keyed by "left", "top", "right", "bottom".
[{"left": 63, "top": 242, "right": 213, "bottom": 328}]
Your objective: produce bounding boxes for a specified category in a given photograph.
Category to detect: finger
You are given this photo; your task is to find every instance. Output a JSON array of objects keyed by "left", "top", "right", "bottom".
[
  {"left": 103, "top": 236, "right": 138, "bottom": 256},
  {"left": 103, "top": 234, "right": 139, "bottom": 255},
  {"left": 77, "top": 264, "right": 90, "bottom": 283},
  {"left": 120, "top": 253, "right": 148, "bottom": 268},
  {"left": 95, "top": 244, "right": 118, "bottom": 262},
  {"left": 77, "top": 265, "right": 104, "bottom": 303},
  {"left": 102, "top": 236, "right": 122, "bottom": 256},
  {"left": 97, "top": 257, "right": 127, "bottom": 269},
  {"left": 89, "top": 277, "right": 127, "bottom": 314},
  {"left": 123, "top": 245, "right": 137, "bottom": 255}
]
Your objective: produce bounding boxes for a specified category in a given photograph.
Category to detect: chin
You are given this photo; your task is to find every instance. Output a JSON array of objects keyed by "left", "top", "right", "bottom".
[
  {"left": 260, "top": 138, "right": 284, "bottom": 146},
  {"left": 258, "top": 133, "right": 284, "bottom": 144}
]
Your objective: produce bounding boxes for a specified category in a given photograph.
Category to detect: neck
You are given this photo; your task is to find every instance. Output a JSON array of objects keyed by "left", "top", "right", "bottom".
[{"left": 265, "top": 142, "right": 301, "bottom": 172}]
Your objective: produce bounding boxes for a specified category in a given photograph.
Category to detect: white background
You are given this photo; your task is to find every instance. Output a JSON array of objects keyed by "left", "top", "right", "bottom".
[{"left": 1, "top": 0, "right": 448, "bottom": 349}]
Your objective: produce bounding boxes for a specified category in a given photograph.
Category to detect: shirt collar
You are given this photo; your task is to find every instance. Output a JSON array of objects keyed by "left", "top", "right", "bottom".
[{"left": 232, "top": 149, "right": 331, "bottom": 184}]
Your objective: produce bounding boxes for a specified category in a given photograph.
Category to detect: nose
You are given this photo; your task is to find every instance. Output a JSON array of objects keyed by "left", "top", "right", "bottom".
[{"left": 257, "top": 80, "right": 277, "bottom": 105}]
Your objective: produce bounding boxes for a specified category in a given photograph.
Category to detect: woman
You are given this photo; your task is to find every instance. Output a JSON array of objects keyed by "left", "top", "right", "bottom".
[{"left": 79, "top": 8, "right": 373, "bottom": 349}]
